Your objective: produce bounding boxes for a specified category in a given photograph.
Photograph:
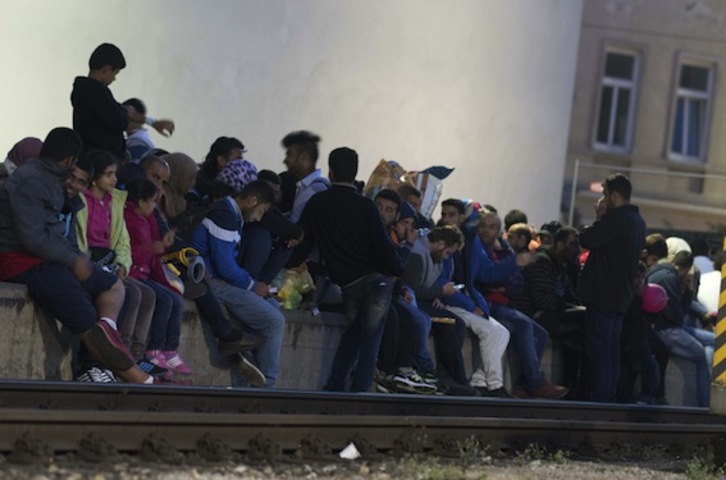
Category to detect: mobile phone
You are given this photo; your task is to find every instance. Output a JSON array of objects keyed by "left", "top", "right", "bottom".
[
  {"left": 454, "top": 284, "right": 464, "bottom": 290},
  {"left": 269, "top": 286, "right": 279, "bottom": 295}
]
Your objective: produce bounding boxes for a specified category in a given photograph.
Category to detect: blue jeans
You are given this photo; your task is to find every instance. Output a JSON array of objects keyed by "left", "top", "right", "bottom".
[
  {"left": 209, "top": 278, "right": 285, "bottom": 387},
  {"left": 324, "top": 273, "right": 393, "bottom": 392},
  {"left": 585, "top": 304, "right": 623, "bottom": 402},
  {"left": 139, "top": 279, "right": 184, "bottom": 351},
  {"left": 490, "top": 303, "right": 547, "bottom": 391},
  {"left": 394, "top": 298, "right": 435, "bottom": 373},
  {"left": 238, "top": 224, "right": 293, "bottom": 284},
  {"left": 656, "top": 327, "right": 710, "bottom": 407},
  {"left": 685, "top": 326, "right": 715, "bottom": 375}
]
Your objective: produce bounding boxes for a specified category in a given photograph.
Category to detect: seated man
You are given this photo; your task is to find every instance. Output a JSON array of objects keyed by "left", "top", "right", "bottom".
[
  {"left": 648, "top": 251, "right": 712, "bottom": 407},
  {"left": 413, "top": 225, "right": 511, "bottom": 397},
  {"left": 511, "top": 226, "right": 587, "bottom": 398},
  {"left": 190, "top": 180, "right": 285, "bottom": 388},
  {"left": 471, "top": 210, "right": 568, "bottom": 399},
  {"left": 0, "top": 127, "right": 155, "bottom": 384},
  {"left": 374, "top": 189, "right": 437, "bottom": 394}
]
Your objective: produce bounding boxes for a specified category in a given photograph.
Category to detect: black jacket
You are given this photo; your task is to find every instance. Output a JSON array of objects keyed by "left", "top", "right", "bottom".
[
  {"left": 71, "top": 76, "right": 128, "bottom": 159},
  {"left": 577, "top": 204, "right": 645, "bottom": 314},
  {"left": 290, "top": 184, "right": 403, "bottom": 286},
  {"left": 647, "top": 263, "right": 690, "bottom": 330}
]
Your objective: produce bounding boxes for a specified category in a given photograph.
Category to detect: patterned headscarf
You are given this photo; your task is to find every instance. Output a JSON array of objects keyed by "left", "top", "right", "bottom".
[{"left": 216, "top": 158, "right": 258, "bottom": 193}]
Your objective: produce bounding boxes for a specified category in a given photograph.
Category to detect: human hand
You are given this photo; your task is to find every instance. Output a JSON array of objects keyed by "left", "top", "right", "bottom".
[
  {"left": 432, "top": 298, "right": 445, "bottom": 310},
  {"left": 442, "top": 281, "right": 457, "bottom": 296},
  {"left": 116, "top": 265, "right": 127, "bottom": 279},
  {"left": 152, "top": 119, "right": 175, "bottom": 137},
  {"left": 595, "top": 196, "right": 607, "bottom": 219},
  {"left": 72, "top": 256, "right": 93, "bottom": 281},
  {"left": 253, "top": 281, "right": 270, "bottom": 298},
  {"left": 515, "top": 252, "right": 533, "bottom": 267}
]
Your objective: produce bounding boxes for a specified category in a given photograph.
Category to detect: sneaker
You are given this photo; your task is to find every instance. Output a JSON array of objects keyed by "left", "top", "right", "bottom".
[
  {"left": 136, "top": 359, "right": 169, "bottom": 377},
  {"left": 163, "top": 351, "right": 193, "bottom": 375},
  {"left": 146, "top": 350, "right": 169, "bottom": 370},
  {"left": 375, "top": 376, "right": 400, "bottom": 394},
  {"left": 392, "top": 368, "right": 438, "bottom": 394},
  {"left": 77, "top": 367, "right": 116, "bottom": 383},
  {"left": 85, "top": 321, "right": 135, "bottom": 371},
  {"left": 230, "top": 353, "right": 266, "bottom": 387},
  {"left": 444, "top": 383, "right": 481, "bottom": 397},
  {"left": 218, "top": 331, "right": 264, "bottom": 356},
  {"left": 531, "top": 382, "right": 569, "bottom": 400},
  {"left": 421, "top": 372, "right": 446, "bottom": 395},
  {"left": 485, "top": 386, "right": 512, "bottom": 398}
]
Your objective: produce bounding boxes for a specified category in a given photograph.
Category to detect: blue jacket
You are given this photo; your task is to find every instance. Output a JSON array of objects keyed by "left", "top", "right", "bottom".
[{"left": 190, "top": 196, "right": 255, "bottom": 290}]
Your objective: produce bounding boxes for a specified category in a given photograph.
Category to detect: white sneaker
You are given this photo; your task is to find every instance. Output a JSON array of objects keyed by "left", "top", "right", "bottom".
[{"left": 77, "top": 367, "right": 116, "bottom": 383}]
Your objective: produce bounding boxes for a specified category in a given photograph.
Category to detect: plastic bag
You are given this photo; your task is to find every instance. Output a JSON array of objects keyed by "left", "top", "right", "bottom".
[{"left": 275, "top": 268, "right": 315, "bottom": 309}]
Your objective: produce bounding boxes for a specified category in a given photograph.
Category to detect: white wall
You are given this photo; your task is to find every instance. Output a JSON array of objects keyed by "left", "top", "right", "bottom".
[{"left": 0, "top": 0, "right": 583, "bottom": 225}]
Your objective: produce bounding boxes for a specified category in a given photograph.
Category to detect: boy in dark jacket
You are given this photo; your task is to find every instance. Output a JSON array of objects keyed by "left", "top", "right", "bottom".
[{"left": 71, "top": 43, "right": 173, "bottom": 159}]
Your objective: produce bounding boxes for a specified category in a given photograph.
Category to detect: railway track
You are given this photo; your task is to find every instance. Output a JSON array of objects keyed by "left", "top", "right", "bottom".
[{"left": 0, "top": 380, "right": 723, "bottom": 462}]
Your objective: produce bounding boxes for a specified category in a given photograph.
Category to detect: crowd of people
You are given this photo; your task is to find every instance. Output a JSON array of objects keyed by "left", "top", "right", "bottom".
[{"left": 1, "top": 42, "right": 718, "bottom": 405}]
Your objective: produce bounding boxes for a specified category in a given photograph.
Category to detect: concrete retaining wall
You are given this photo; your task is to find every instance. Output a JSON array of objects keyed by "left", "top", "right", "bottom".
[{"left": 0, "top": 282, "right": 698, "bottom": 406}]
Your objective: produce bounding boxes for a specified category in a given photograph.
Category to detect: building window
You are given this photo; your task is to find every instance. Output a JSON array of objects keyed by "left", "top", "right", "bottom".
[
  {"left": 594, "top": 50, "right": 639, "bottom": 153},
  {"left": 669, "top": 62, "right": 714, "bottom": 162}
]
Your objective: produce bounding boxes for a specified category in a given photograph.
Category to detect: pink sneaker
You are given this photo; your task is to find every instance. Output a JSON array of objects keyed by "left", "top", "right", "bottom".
[
  {"left": 146, "top": 350, "right": 169, "bottom": 370},
  {"left": 163, "top": 351, "right": 193, "bottom": 375}
]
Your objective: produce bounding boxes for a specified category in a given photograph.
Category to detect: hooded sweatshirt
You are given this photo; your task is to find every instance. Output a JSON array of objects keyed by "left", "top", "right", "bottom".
[{"left": 71, "top": 76, "right": 128, "bottom": 158}]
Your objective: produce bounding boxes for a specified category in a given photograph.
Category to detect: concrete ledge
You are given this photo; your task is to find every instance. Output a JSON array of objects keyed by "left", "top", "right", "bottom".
[{"left": 0, "top": 282, "right": 698, "bottom": 406}]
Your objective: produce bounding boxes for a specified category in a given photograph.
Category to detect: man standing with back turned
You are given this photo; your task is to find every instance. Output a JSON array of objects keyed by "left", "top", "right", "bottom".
[
  {"left": 291, "top": 147, "right": 403, "bottom": 392},
  {"left": 578, "top": 173, "right": 645, "bottom": 402}
]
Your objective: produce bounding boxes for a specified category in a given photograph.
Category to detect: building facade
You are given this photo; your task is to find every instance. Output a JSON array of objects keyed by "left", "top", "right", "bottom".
[{"left": 565, "top": 0, "right": 726, "bottom": 233}]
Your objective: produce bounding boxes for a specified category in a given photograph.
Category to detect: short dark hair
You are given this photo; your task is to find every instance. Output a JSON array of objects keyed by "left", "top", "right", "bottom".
[
  {"left": 125, "top": 177, "right": 158, "bottom": 203},
  {"left": 74, "top": 155, "right": 95, "bottom": 178},
  {"left": 504, "top": 209, "right": 528, "bottom": 231},
  {"left": 122, "top": 98, "right": 146, "bottom": 116},
  {"left": 40, "top": 127, "right": 83, "bottom": 162},
  {"left": 672, "top": 250, "right": 694, "bottom": 270},
  {"left": 202, "top": 136, "right": 245, "bottom": 178},
  {"left": 553, "top": 226, "right": 578, "bottom": 246},
  {"left": 508, "top": 223, "right": 532, "bottom": 244},
  {"left": 690, "top": 238, "right": 711, "bottom": 257},
  {"left": 644, "top": 233, "right": 668, "bottom": 259},
  {"left": 603, "top": 173, "right": 632, "bottom": 201},
  {"left": 282, "top": 130, "right": 321, "bottom": 164},
  {"left": 441, "top": 198, "right": 465, "bottom": 215},
  {"left": 258, "top": 169, "right": 281, "bottom": 185},
  {"left": 428, "top": 225, "right": 464, "bottom": 248},
  {"left": 89, "top": 43, "right": 126, "bottom": 70},
  {"left": 82, "top": 149, "right": 118, "bottom": 181},
  {"left": 328, "top": 147, "right": 358, "bottom": 183},
  {"left": 238, "top": 179, "right": 275, "bottom": 206},
  {"left": 374, "top": 189, "right": 401, "bottom": 211},
  {"left": 397, "top": 184, "right": 421, "bottom": 199}
]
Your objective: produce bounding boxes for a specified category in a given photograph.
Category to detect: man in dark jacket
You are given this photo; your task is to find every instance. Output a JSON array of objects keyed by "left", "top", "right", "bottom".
[
  {"left": 71, "top": 43, "right": 173, "bottom": 159},
  {"left": 577, "top": 173, "right": 645, "bottom": 403},
  {"left": 647, "top": 251, "right": 712, "bottom": 407},
  {"left": 0, "top": 127, "right": 155, "bottom": 384},
  {"left": 291, "top": 147, "right": 403, "bottom": 392}
]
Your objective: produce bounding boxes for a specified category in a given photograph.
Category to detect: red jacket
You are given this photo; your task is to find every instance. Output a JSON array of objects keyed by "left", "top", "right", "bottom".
[{"left": 124, "top": 201, "right": 161, "bottom": 281}]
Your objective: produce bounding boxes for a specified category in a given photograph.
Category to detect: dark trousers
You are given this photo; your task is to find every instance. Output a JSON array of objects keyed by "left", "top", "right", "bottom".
[
  {"left": 324, "top": 273, "right": 393, "bottom": 392},
  {"left": 194, "top": 281, "right": 235, "bottom": 340},
  {"left": 378, "top": 306, "right": 415, "bottom": 374},
  {"left": 418, "top": 301, "right": 469, "bottom": 386},
  {"left": 238, "top": 224, "right": 293, "bottom": 284},
  {"left": 585, "top": 304, "right": 624, "bottom": 402}
]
